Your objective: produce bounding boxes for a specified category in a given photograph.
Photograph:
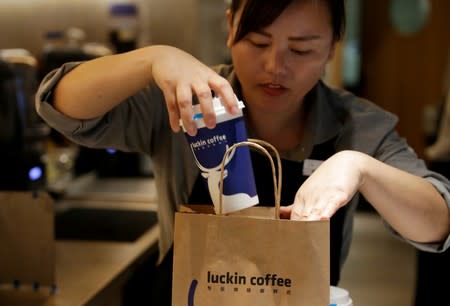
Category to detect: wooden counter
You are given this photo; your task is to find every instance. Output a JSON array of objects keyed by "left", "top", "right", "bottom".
[
  {"left": 0, "top": 175, "right": 160, "bottom": 306},
  {"left": 0, "top": 222, "right": 159, "bottom": 306}
]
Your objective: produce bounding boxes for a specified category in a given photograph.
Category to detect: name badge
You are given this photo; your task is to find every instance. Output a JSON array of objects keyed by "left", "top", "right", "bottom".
[{"left": 302, "top": 159, "right": 323, "bottom": 176}]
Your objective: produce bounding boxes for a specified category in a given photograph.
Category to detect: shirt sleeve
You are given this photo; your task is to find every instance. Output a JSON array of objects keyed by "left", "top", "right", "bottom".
[
  {"left": 400, "top": 176, "right": 450, "bottom": 252},
  {"left": 35, "top": 61, "right": 168, "bottom": 155},
  {"left": 35, "top": 62, "right": 95, "bottom": 135},
  {"left": 375, "top": 129, "right": 450, "bottom": 252}
]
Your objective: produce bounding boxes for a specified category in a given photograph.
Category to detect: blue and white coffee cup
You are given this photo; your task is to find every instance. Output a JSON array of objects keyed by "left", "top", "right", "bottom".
[{"left": 181, "top": 96, "right": 259, "bottom": 214}]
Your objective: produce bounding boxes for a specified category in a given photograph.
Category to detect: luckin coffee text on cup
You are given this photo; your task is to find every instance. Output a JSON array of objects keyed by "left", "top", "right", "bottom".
[{"left": 190, "top": 134, "right": 227, "bottom": 149}]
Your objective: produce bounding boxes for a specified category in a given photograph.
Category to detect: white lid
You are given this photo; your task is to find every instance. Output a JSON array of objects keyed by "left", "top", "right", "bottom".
[
  {"left": 180, "top": 96, "right": 245, "bottom": 131},
  {"left": 330, "top": 286, "right": 353, "bottom": 305}
]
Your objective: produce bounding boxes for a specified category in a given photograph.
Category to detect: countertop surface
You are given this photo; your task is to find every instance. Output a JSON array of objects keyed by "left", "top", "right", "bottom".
[
  {"left": 0, "top": 174, "right": 160, "bottom": 306},
  {"left": 0, "top": 224, "right": 159, "bottom": 306}
]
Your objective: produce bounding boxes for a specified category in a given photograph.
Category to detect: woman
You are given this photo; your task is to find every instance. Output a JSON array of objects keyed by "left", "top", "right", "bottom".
[{"left": 36, "top": 0, "right": 450, "bottom": 303}]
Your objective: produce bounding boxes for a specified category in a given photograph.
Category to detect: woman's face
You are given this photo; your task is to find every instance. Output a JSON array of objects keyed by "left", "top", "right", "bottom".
[{"left": 227, "top": 0, "right": 336, "bottom": 115}]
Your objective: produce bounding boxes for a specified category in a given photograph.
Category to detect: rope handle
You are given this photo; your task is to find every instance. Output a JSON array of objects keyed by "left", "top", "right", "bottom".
[{"left": 218, "top": 138, "right": 282, "bottom": 219}]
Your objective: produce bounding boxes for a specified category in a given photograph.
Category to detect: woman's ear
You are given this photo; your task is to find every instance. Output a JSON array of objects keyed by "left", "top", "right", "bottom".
[{"left": 327, "top": 41, "right": 338, "bottom": 62}]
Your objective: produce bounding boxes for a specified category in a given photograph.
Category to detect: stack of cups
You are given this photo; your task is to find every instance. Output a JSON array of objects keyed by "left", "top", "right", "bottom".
[
  {"left": 330, "top": 286, "right": 353, "bottom": 306},
  {"left": 181, "top": 96, "right": 259, "bottom": 214}
]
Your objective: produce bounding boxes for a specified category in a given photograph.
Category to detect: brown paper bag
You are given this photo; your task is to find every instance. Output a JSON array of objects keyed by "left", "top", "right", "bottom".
[{"left": 172, "top": 140, "right": 330, "bottom": 306}]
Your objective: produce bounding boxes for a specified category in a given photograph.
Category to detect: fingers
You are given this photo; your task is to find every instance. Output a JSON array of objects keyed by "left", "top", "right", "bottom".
[
  {"left": 321, "top": 203, "right": 336, "bottom": 220},
  {"left": 193, "top": 83, "right": 215, "bottom": 129},
  {"left": 163, "top": 90, "right": 181, "bottom": 133},
  {"left": 279, "top": 203, "right": 333, "bottom": 221},
  {"left": 303, "top": 198, "right": 330, "bottom": 221},
  {"left": 291, "top": 195, "right": 308, "bottom": 221},
  {"left": 162, "top": 70, "right": 236, "bottom": 135},
  {"left": 176, "top": 84, "right": 197, "bottom": 136},
  {"left": 305, "top": 202, "right": 333, "bottom": 221},
  {"left": 291, "top": 191, "right": 349, "bottom": 221},
  {"left": 209, "top": 75, "right": 239, "bottom": 115},
  {"left": 279, "top": 205, "right": 293, "bottom": 219},
  {"left": 169, "top": 81, "right": 216, "bottom": 136},
  {"left": 291, "top": 200, "right": 331, "bottom": 221}
]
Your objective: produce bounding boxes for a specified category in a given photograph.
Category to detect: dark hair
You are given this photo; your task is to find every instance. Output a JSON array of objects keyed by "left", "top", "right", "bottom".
[{"left": 229, "top": 0, "right": 346, "bottom": 43}]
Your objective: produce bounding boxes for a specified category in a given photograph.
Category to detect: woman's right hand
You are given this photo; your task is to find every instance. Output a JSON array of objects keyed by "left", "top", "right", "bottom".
[{"left": 150, "top": 46, "right": 238, "bottom": 136}]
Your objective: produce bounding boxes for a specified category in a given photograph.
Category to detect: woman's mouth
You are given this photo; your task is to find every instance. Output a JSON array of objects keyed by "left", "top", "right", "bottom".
[{"left": 260, "top": 83, "right": 287, "bottom": 96}]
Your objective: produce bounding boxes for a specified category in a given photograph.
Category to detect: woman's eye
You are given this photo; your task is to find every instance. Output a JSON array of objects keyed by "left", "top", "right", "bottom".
[
  {"left": 248, "top": 40, "right": 269, "bottom": 48},
  {"left": 291, "top": 49, "right": 312, "bottom": 55}
]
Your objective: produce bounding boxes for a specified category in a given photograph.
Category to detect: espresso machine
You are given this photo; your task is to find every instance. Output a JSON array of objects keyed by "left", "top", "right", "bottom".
[
  {"left": 39, "top": 28, "right": 152, "bottom": 178},
  {"left": 0, "top": 49, "right": 50, "bottom": 191}
]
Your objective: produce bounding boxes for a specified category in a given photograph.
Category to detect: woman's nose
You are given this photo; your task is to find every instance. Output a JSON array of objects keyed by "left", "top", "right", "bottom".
[{"left": 263, "top": 47, "right": 287, "bottom": 77}]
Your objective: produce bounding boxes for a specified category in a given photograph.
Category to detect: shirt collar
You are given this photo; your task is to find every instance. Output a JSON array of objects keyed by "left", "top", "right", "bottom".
[{"left": 303, "top": 81, "right": 342, "bottom": 152}]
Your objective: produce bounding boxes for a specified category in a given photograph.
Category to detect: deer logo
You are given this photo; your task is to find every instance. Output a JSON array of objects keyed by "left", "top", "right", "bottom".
[
  {"left": 191, "top": 144, "right": 259, "bottom": 213},
  {"left": 191, "top": 144, "right": 236, "bottom": 205}
]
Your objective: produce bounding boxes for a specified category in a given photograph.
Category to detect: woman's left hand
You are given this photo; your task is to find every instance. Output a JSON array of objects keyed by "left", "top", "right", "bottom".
[{"left": 280, "top": 151, "right": 365, "bottom": 220}]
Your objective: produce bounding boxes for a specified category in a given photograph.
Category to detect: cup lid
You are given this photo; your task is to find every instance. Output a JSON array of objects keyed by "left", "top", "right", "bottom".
[
  {"left": 180, "top": 96, "right": 245, "bottom": 131},
  {"left": 330, "top": 286, "right": 351, "bottom": 304}
]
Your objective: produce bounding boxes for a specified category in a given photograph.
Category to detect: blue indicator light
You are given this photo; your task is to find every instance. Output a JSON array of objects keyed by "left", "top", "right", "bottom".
[
  {"left": 28, "top": 166, "right": 43, "bottom": 181},
  {"left": 106, "top": 148, "right": 117, "bottom": 154}
]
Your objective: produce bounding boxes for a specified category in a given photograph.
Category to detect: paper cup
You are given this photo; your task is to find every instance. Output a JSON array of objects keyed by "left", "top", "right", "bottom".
[
  {"left": 330, "top": 286, "right": 353, "bottom": 306},
  {"left": 181, "top": 96, "right": 259, "bottom": 214}
]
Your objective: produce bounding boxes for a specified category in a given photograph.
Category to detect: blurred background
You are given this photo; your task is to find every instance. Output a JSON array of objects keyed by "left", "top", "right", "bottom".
[{"left": 0, "top": 1, "right": 449, "bottom": 306}]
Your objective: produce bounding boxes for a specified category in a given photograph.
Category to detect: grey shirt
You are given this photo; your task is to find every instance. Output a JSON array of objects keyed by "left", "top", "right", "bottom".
[{"left": 36, "top": 62, "right": 450, "bottom": 267}]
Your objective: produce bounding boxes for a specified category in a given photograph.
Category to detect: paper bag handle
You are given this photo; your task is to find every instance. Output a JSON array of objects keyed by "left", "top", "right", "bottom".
[{"left": 219, "top": 138, "right": 282, "bottom": 219}]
